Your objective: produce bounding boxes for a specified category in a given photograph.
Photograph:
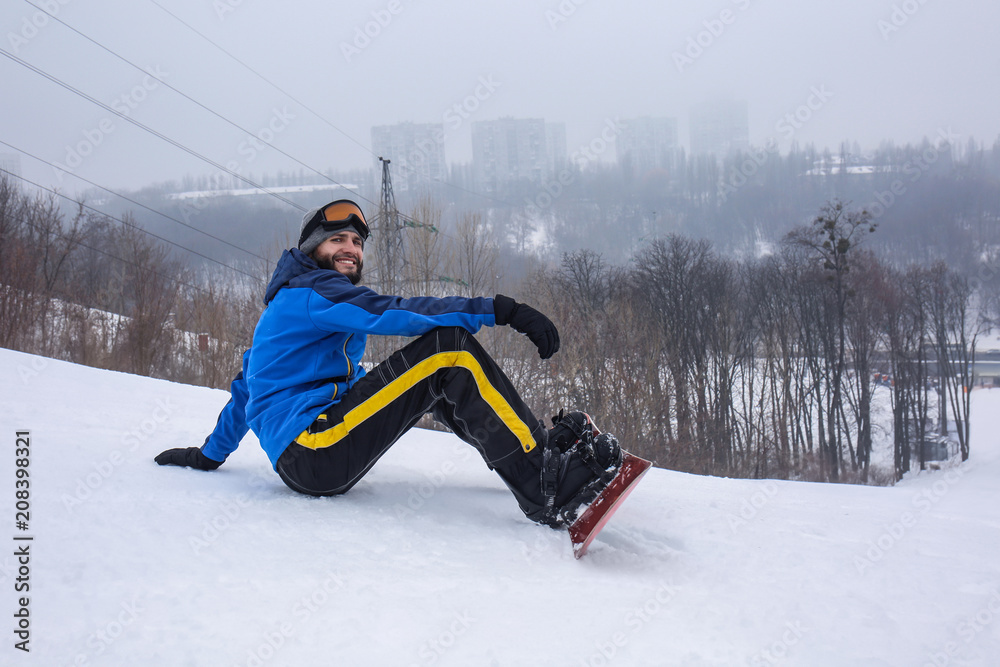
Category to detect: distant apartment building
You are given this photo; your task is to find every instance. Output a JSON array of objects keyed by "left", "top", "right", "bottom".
[
  {"left": 471, "top": 118, "right": 567, "bottom": 193},
  {"left": 616, "top": 117, "right": 679, "bottom": 175},
  {"left": 370, "top": 122, "right": 446, "bottom": 193},
  {"left": 0, "top": 153, "right": 22, "bottom": 184},
  {"left": 689, "top": 100, "right": 749, "bottom": 159},
  {"left": 545, "top": 122, "right": 568, "bottom": 173}
]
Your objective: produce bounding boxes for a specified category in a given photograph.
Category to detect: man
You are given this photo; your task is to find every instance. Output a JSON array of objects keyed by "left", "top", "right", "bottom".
[{"left": 155, "top": 199, "right": 621, "bottom": 528}]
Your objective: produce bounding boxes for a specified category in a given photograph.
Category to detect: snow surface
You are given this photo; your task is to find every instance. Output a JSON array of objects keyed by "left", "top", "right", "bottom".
[{"left": 1, "top": 347, "right": 999, "bottom": 666}]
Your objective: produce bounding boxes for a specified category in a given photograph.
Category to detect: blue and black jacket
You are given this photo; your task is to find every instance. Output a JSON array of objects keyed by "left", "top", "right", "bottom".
[{"left": 201, "top": 248, "right": 497, "bottom": 469}]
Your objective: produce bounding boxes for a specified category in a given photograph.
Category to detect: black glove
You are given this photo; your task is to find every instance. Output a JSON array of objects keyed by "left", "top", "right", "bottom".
[
  {"left": 154, "top": 447, "right": 223, "bottom": 471},
  {"left": 493, "top": 294, "right": 560, "bottom": 359}
]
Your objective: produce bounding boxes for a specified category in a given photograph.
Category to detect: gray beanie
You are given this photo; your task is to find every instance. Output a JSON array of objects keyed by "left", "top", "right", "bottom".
[
  {"left": 298, "top": 206, "right": 331, "bottom": 256},
  {"left": 298, "top": 200, "right": 369, "bottom": 256}
]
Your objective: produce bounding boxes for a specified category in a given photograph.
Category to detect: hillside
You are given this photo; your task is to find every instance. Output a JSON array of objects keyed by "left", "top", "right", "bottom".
[{"left": 1, "top": 348, "right": 998, "bottom": 666}]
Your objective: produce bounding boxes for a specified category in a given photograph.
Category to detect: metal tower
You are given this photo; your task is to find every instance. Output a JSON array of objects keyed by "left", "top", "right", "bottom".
[{"left": 372, "top": 157, "right": 406, "bottom": 296}]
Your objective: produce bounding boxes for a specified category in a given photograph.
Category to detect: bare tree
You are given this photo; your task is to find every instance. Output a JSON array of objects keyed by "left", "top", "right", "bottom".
[
  {"left": 843, "top": 251, "right": 883, "bottom": 482},
  {"left": 403, "top": 196, "right": 445, "bottom": 296},
  {"left": 447, "top": 210, "right": 498, "bottom": 298},
  {"left": 929, "top": 263, "right": 979, "bottom": 461},
  {"left": 785, "top": 200, "right": 876, "bottom": 481},
  {"left": 109, "top": 213, "right": 183, "bottom": 377},
  {"left": 0, "top": 174, "right": 39, "bottom": 352}
]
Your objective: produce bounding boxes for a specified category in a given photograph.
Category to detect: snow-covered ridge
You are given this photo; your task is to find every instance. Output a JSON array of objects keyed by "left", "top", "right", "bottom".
[
  {"left": 1, "top": 348, "right": 997, "bottom": 665},
  {"left": 165, "top": 183, "right": 359, "bottom": 200}
]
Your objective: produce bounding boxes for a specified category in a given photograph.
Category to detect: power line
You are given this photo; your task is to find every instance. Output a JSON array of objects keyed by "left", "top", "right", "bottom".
[
  {"left": 144, "top": 0, "right": 375, "bottom": 159},
  {"left": 38, "top": 0, "right": 515, "bottom": 220},
  {"left": 2, "top": 140, "right": 466, "bottom": 287},
  {"left": 0, "top": 138, "right": 268, "bottom": 264},
  {"left": 142, "top": 0, "right": 513, "bottom": 211},
  {"left": 4, "top": 7, "right": 509, "bottom": 256},
  {"left": 0, "top": 46, "right": 306, "bottom": 212},
  {"left": 21, "top": 0, "right": 368, "bottom": 208}
]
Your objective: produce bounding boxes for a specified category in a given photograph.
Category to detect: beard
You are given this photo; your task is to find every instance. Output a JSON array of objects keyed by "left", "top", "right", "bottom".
[{"left": 315, "top": 254, "right": 363, "bottom": 285}]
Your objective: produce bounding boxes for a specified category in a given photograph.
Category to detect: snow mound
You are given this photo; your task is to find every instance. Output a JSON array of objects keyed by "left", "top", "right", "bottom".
[{"left": 1, "top": 348, "right": 998, "bottom": 666}]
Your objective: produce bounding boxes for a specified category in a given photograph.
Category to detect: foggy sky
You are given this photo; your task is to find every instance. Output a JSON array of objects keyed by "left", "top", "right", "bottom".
[{"left": 2, "top": 0, "right": 999, "bottom": 195}]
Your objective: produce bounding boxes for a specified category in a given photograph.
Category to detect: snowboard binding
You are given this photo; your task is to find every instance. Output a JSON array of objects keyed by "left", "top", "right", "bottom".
[
  {"left": 534, "top": 411, "right": 623, "bottom": 529},
  {"left": 537, "top": 410, "right": 652, "bottom": 558}
]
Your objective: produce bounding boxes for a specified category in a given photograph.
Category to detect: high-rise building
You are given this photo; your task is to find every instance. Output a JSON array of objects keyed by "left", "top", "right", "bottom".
[
  {"left": 471, "top": 118, "right": 567, "bottom": 193},
  {"left": 689, "top": 100, "right": 749, "bottom": 159},
  {"left": 370, "top": 122, "right": 446, "bottom": 193},
  {"left": 0, "top": 153, "right": 22, "bottom": 184},
  {"left": 546, "top": 122, "right": 568, "bottom": 173},
  {"left": 616, "top": 117, "right": 679, "bottom": 175}
]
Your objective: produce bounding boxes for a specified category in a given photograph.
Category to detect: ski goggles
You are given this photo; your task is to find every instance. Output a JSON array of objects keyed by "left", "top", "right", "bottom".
[{"left": 299, "top": 200, "right": 370, "bottom": 245}]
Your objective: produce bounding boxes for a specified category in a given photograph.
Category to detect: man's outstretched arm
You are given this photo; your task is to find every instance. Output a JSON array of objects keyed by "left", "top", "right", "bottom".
[{"left": 155, "top": 351, "right": 251, "bottom": 471}]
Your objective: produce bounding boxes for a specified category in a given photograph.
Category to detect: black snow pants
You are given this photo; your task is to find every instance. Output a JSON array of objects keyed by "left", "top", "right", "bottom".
[{"left": 274, "top": 327, "right": 550, "bottom": 519}]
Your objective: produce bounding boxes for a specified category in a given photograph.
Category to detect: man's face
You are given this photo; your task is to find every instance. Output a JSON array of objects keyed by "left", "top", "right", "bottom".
[{"left": 311, "top": 230, "right": 364, "bottom": 285}]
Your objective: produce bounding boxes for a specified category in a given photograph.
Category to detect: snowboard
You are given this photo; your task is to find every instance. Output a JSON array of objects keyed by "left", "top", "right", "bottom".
[{"left": 568, "top": 451, "right": 651, "bottom": 558}]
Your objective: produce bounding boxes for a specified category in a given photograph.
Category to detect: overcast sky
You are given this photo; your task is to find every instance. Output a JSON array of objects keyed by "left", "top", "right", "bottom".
[{"left": 2, "top": 0, "right": 999, "bottom": 194}]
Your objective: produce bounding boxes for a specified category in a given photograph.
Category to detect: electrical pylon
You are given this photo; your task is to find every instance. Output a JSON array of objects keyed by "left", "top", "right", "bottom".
[{"left": 372, "top": 156, "right": 406, "bottom": 296}]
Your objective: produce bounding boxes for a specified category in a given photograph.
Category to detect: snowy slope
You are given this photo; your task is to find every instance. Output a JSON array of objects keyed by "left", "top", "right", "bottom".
[{"left": 1, "top": 348, "right": 999, "bottom": 666}]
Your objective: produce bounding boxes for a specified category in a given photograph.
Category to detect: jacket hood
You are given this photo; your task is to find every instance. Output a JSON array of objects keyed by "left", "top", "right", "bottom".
[{"left": 263, "top": 248, "right": 317, "bottom": 305}]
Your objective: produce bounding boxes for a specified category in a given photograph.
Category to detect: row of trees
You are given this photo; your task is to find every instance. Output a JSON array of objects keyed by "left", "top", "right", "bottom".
[
  {"left": 0, "top": 175, "right": 518, "bottom": 388},
  {"left": 503, "top": 203, "right": 981, "bottom": 483},
  {"left": 372, "top": 198, "right": 982, "bottom": 483},
  {"left": 1, "top": 169, "right": 984, "bottom": 483},
  {"left": 0, "top": 175, "right": 261, "bottom": 385}
]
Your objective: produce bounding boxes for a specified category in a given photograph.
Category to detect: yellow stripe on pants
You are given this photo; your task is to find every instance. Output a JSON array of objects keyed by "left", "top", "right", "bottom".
[{"left": 294, "top": 350, "right": 537, "bottom": 453}]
